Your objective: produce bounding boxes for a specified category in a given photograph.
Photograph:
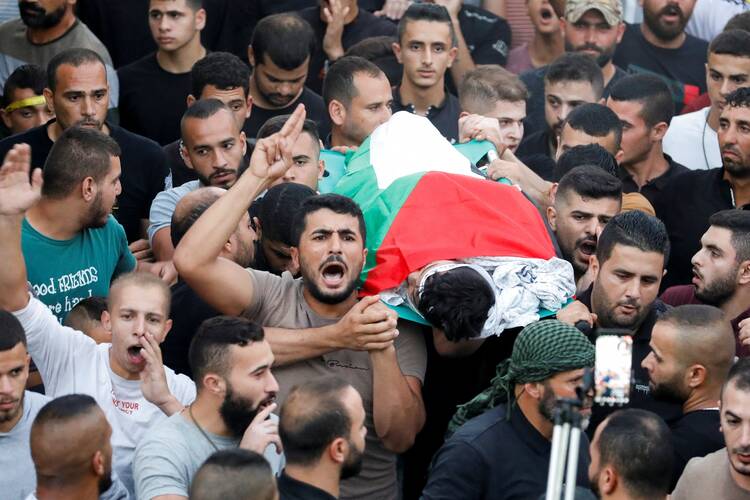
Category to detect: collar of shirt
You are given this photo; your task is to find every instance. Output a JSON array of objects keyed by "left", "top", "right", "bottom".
[
  {"left": 507, "top": 403, "right": 554, "bottom": 456},
  {"left": 618, "top": 154, "right": 686, "bottom": 192},
  {"left": 392, "top": 84, "right": 451, "bottom": 119}
]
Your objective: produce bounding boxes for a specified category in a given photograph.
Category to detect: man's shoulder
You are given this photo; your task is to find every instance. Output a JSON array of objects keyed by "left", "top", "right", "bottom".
[
  {"left": 155, "top": 180, "right": 201, "bottom": 203},
  {"left": 683, "top": 448, "right": 728, "bottom": 477},
  {"left": 299, "top": 87, "right": 325, "bottom": 109},
  {"left": 117, "top": 52, "right": 157, "bottom": 80},
  {"left": 669, "top": 107, "right": 708, "bottom": 130},
  {"left": 111, "top": 124, "right": 165, "bottom": 155},
  {"left": 660, "top": 285, "right": 699, "bottom": 306},
  {"left": 0, "top": 124, "right": 48, "bottom": 151},
  {"left": 451, "top": 405, "right": 511, "bottom": 446},
  {"left": 683, "top": 32, "right": 710, "bottom": 52},
  {"left": 0, "top": 17, "right": 24, "bottom": 38}
]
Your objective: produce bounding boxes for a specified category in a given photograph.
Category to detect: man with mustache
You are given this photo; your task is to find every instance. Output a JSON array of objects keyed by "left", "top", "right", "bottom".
[
  {"left": 557, "top": 210, "right": 683, "bottom": 430},
  {"left": 613, "top": 0, "right": 708, "bottom": 110},
  {"left": 133, "top": 316, "right": 283, "bottom": 500},
  {"left": 671, "top": 358, "right": 750, "bottom": 499},
  {"left": 0, "top": 0, "right": 118, "bottom": 110},
  {"left": 655, "top": 87, "right": 750, "bottom": 290}
]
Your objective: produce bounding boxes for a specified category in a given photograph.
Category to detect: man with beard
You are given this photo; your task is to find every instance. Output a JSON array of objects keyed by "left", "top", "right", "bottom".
[
  {"left": 243, "top": 14, "right": 327, "bottom": 140},
  {"left": 519, "top": 0, "right": 626, "bottom": 136},
  {"left": 661, "top": 210, "right": 750, "bottom": 356},
  {"left": 30, "top": 395, "right": 117, "bottom": 500},
  {"left": 148, "top": 99, "right": 249, "bottom": 261},
  {"left": 422, "top": 320, "right": 595, "bottom": 499},
  {"left": 641, "top": 305, "right": 734, "bottom": 489},
  {"left": 547, "top": 165, "right": 622, "bottom": 293},
  {"left": 0, "top": 0, "right": 118, "bottom": 109},
  {"left": 613, "top": 0, "right": 708, "bottom": 110},
  {"left": 655, "top": 87, "right": 750, "bottom": 290},
  {"left": 671, "top": 358, "right": 750, "bottom": 499},
  {"left": 557, "top": 210, "right": 683, "bottom": 429},
  {"left": 0, "top": 48, "right": 170, "bottom": 244},
  {"left": 277, "top": 377, "right": 367, "bottom": 499},
  {"left": 174, "top": 105, "right": 427, "bottom": 500},
  {"left": 587, "top": 409, "right": 673, "bottom": 500},
  {"left": 133, "top": 316, "right": 282, "bottom": 500}
]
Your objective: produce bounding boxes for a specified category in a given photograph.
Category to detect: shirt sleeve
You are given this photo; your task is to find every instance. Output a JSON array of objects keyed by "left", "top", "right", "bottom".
[
  {"left": 113, "top": 217, "right": 136, "bottom": 277},
  {"left": 420, "top": 438, "right": 487, "bottom": 500},
  {"left": 147, "top": 187, "right": 182, "bottom": 245},
  {"left": 670, "top": 456, "right": 700, "bottom": 500},
  {"left": 242, "top": 269, "right": 289, "bottom": 324},
  {"left": 394, "top": 319, "right": 428, "bottom": 383}
]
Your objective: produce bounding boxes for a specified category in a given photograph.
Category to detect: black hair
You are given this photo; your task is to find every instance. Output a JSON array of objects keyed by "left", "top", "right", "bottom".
[
  {"left": 0, "top": 310, "right": 27, "bottom": 350},
  {"left": 345, "top": 36, "right": 402, "bottom": 86},
  {"left": 280, "top": 376, "right": 353, "bottom": 466},
  {"left": 250, "top": 14, "right": 315, "bottom": 70},
  {"left": 595, "top": 210, "right": 670, "bottom": 265},
  {"left": 596, "top": 409, "right": 673, "bottom": 498},
  {"left": 726, "top": 86, "right": 750, "bottom": 108},
  {"left": 188, "top": 316, "right": 265, "bottom": 385},
  {"left": 323, "top": 56, "right": 385, "bottom": 108},
  {"left": 398, "top": 3, "right": 457, "bottom": 47},
  {"left": 191, "top": 52, "right": 250, "bottom": 99},
  {"left": 724, "top": 11, "right": 750, "bottom": 32},
  {"left": 554, "top": 144, "right": 618, "bottom": 181},
  {"left": 64, "top": 296, "right": 107, "bottom": 326},
  {"left": 3, "top": 64, "right": 46, "bottom": 106},
  {"left": 459, "top": 65, "right": 529, "bottom": 112},
  {"left": 709, "top": 209, "right": 750, "bottom": 263},
  {"left": 556, "top": 164, "right": 623, "bottom": 202},
  {"left": 170, "top": 188, "right": 223, "bottom": 247},
  {"left": 710, "top": 29, "right": 750, "bottom": 59},
  {"left": 182, "top": 0, "right": 203, "bottom": 10},
  {"left": 257, "top": 183, "right": 317, "bottom": 246},
  {"left": 417, "top": 267, "right": 495, "bottom": 341},
  {"left": 290, "top": 194, "right": 366, "bottom": 247},
  {"left": 190, "top": 449, "right": 276, "bottom": 500},
  {"left": 42, "top": 126, "right": 121, "bottom": 198},
  {"left": 659, "top": 303, "right": 726, "bottom": 328},
  {"left": 609, "top": 74, "right": 675, "bottom": 128},
  {"left": 724, "top": 357, "right": 750, "bottom": 396},
  {"left": 34, "top": 394, "right": 99, "bottom": 426},
  {"left": 256, "top": 114, "right": 320, "bottom": 146},
  {"left": 545, "top": 53, "right": 604, "bottom": 99},
  {"left": 47, "top": 48, "right": 105, "bottom": 93},
  {"left": 563, "top": 103, "right": 623, "bottom": 151}
]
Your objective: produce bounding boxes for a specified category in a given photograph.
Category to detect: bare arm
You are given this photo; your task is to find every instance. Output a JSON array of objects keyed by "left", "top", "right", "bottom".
[
  {"left": 173, "top": 105, "right": 306, "bottom": 316},
  {"left": 151, "top": 227, "right": 174, "bottom": 262}
]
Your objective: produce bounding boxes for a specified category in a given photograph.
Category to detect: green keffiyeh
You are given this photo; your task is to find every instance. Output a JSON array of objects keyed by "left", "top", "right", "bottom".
[{"left": 449, "top": 320, "right": 595, "bottom": 433}]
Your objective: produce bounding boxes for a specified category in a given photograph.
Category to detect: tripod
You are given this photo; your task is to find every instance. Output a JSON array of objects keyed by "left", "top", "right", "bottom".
[{"left": 545, "top": 398, "right": 584, "bottom": 500}]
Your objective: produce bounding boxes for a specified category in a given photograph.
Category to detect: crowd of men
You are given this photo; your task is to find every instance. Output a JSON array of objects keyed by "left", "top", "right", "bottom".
[{"left": 1, "top": 0, "right": 750, "bottom": 499}]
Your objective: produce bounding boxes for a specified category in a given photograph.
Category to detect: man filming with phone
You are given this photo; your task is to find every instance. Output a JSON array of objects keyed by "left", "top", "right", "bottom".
[{"left": 556, "top": 210, "right": 682, "bottom": 431}]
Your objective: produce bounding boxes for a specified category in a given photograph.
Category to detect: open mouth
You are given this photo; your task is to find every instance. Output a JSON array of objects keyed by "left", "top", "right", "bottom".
[
  {"left": 578, "top": 240, "right": 597, "bottom": 257},
  {"left": 258, "top": 395, "right": 276, "bottom": 411},
  {"left": 127, "top": 346, "right": 145, "bottom": 365},
  {"left": 540, "top": 6, "right": 554, "bottom": 19},
  {"left": 320, "top": 261, "right": 347, "bottom": 288}
]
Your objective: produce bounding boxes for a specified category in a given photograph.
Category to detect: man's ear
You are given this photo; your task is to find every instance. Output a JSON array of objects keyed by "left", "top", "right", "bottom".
[
  {"left": 246, "top": 94, "right": 253, "bottom": 119},
  {"left": 290, "top": 246, "right": 300, "bottom": 272},
  {"left": 186, "top": 94, "right": 196, "bottom": 107},
  {"left": 601, "top": 466, "right": 618, "bottom": 495},
  {"left": 318, "top": 159, "right": 325, "bottom": 179},
  {"left": 524, "top": 381, "right": 544, "bottom": 400},
  {"left": 195, "top": 7, "right": 207, "bottom": 31},
  {"left": 253, "top": 217, "right": 263, "bottom": 240},
  {"left": 202, "top": 372, "right": 227, "bottom": 396},
  {"left": 247, "top": 47, "right": 256, "bottom": 68},
  {"left": 329, "top": 99, "right": 346, "bottom": 127},
  {"left": 614, "top": 148, "right": 625, "bottom": 164},
  {"left": 240, "top": 131, "right": 247, "bottom": 156},
  {"left": 43, "top": 88, "right": 55, "bottom": 115},
  {"left": 0, "top": 109, "right": 11, "bottom": 129},
  {"left": 687, "top": 364, "right": 708, "bottom": 389},
  {"left": 459, "top": 111, "right": 470, "bottom": 119},
  {"left": 651, "top": 121, "right": 669, "bottom": 142},
  {"left": 81, "top": 176, "right": 97, "bottom": 202},
  {"left": 392, "top": 42, "right": 402, "bottom": 63},
  {"left": 92, "top": 450, "right": 105, "bottom": 477},
  {"left": 181, "top": 142, "right": 194, "bottom": 170},
  {"left": 546, "top": 205, "right": 558, "bottom": 230},
  {"left": 589, "top": 255, "right": 601, "bottom": 279},
  {"left": 101, "top": 310, "right": 112, "bottom": 331},
  {"left": 446, "top": 46, "right": 458, "bottom": 68},
  {"left": 737, "top": 260, "right": 750, "bottom": 285},
  {"left": 328, "top": 436, "right": 347, "bottom": 465}
]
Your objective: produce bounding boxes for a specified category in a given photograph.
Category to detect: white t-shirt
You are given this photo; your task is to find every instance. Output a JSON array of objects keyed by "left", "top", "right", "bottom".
[
  {"left": 686, "top": 0, "right": 749, "bottom": 42},
  {"left": 13, "top": 295, "right": 197, "bottom": 495},
  {"left": 663, "top": 107, "right": 721, "bottom": 171}
]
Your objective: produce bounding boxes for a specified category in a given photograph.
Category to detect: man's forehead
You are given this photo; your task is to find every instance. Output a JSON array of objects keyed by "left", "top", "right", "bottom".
[
  {"left": 56, "top": 63, "right": 107, "bottom": 89},
  {"left": 201, "top": 84, "right": 247, "bottom": 102},
  {"left": 260, "top": 54, "right": 309, "bottom": 78},
  {"left": 150, "top": 0, "right": 191, "bottom": 11},
  {"left": 708, "top": 53, "right": 750, "bottom": 74},
  {"left": 563, "top": 194, "right": 619, "bottom": 214},
  {"left": 402, "top": 20, "right": 452, "bottom": 44},
  {"left": 721, "top": 105, "right": 750, "bottom": 121},
  {"left": 305, "top": 209, "right": 360, "bottom": 230},
  {"left": 487, "top": 100, "right": 526, "bottom": 120},
  {"left": 0, "top": 343, "right": 28, "bottom": 366},
  {"left": 293, "top": 131, "right": 320, "bottom": 156},
  {"left": 605, "top": 244, "right": 664, "bottom": 270},
  {"left": 723, "top": 385, "right": 750, "bottom": 416},
  {"left": 546, "top": 80, "right": 596, "bottom": 101},
  {"left": 184, "top": 112, "right": 238, "bottom": 144}
]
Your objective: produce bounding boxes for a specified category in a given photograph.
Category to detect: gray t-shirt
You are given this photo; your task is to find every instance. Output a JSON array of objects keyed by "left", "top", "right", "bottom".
[
  {"left": 244, "top": 269, "right": 428, "bottom": 500},
  {"left": 146, "top": 180, "right": 202, "bottom": 244},
  {"left": 133, "top": 411, "right": 282, "bottom": 499},
  {"left": 672, "top": 448, "right": 750, "bottom": 499},
  {"left": 0, "top": 391, "right": 49, "bottom": 500}
]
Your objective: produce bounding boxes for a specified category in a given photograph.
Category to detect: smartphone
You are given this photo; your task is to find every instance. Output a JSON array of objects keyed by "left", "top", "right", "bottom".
[{"left": 594, "top": 330, "right": 633, "bottom": 406}]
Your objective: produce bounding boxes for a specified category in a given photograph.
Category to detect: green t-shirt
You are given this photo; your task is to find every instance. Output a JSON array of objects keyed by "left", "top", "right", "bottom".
[{"left": 22, "top": 215, "right": 136, "bottom": 322}]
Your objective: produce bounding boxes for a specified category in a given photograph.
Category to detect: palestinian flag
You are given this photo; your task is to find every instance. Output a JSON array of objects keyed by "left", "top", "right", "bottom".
[{"left": 334, "top": 112, "right": 557, "bottom": 296}]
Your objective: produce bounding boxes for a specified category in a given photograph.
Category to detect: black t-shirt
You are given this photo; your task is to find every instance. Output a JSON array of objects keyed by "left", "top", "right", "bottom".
[
  {"left": 296, "top": 7, "right": 398, "bottom": 95},
  {"left": 392, "top": 85, "right": 461, "bottom": 143},
  {"left": 278, "top": 472, "right": 336, "bottom": 500},
  {"left": 520, "top": 64, "right": 628, "bottom": 138},
  {"left": 618, "top": 154, "right": 688, "bottom": 208},
  {"left": 421, "top": 403, "right": 591, "bottom": 500},
  {"left": 654, "top": 167, "right": 743, "bottom": 290},
  {"left": 516, "top": 128, "right": 553, "bottom": 158},
  {"left": 613, "top": 23, "right": 708, "bottom": 109},
  {"left": 243, "top": 87, "right": 328, "bottom": 140},
  {"left": 117, "top": 53, "right": 191, "bottom": 145},
  {"left": 0, "top": 121, "right": 169, "bottom": 242},
  {"left": 163, "top": 137, "right": 254, "bottom": 188},
  {"left": 669, "top": 409, "right": 724, "bottom": 491},
  {"left": 163, "top": 280, "right": 220, "bottom": 377}
]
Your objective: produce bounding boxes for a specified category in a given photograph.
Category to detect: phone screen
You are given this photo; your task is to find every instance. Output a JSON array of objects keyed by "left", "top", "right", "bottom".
[{"left": 594, "top": 334, "right": 633, "bottom": 406}]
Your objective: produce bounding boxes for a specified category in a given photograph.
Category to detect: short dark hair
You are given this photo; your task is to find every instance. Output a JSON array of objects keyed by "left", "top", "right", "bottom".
[
  {"left": 724, "top": 11, "right": 750, "bottom": 32},
  {"left": 323, "top": 56, "right": 385, "bottom": 108},
  {"left": 190, "top": 449, "right": 276, "bottom": 500},
  {"left": 280, "top": 376, "right": 354, "bottom": 466},
  {"left": 256, "top": 114, "right": 320, "bottom": 146},
  {"left": 459, "top": 65, "right": 528, "bottom": 112},
  {"left": 345, "top": 36, "right": 402, "bottom": 87},
  {"left": 191, "top": 52, "right": 250, "bottom": 99},
  {"left": 563, "top": 103, "right": 623, "bottom": 150},
  {"left": 250, "top": 14, "right": 315, "bottom": 70},
  {"left": 659, "top": 303, "right": 726, "bottom": 330},
  {"left": 47, "top": 48, "right": 105, "bottom": 93},
  {"left": 34, "top": 394, "right": 99, "bottom": 426},
  {"left": 418, "top": 267, "right": 495, "bottom": 341},
  {"left": 709, "top": 209, "right": 750, "bottom": 262},
  {"left": 710, "top": 29, "right": 750, "bottom": 59},
  {"left": 171, "top": 189, "right": 223, "bottom": 247},
  {"left": 3, "top": 64, "right": 46, "bottom": 106},
  {"left": 258, "top": 183, "right": 317, "bottom": 246},
  {"left": 0, "top": 310, "right": 27, "bottom": 350},
  {"left": 556, "top": 165, "right": 623, "bottom": 202},
  {"left": 398, "top": 3, "right": 457, "bottom": 47},
  {"left": 545, "top": 53, "right": 604, "bottom": 99},
  {"left": 554, "top": 144, "right": 619, "bottom": 181},
  {"left": 597, "top": 409, "right": 673, "bottom": 498},
  {"left": 595, "top": 210, "right": 670, "bottom": 265},
  {"left": 609, "top": 74, "right": 675, "bottom": 127},
  {"left": 724, "top": 357, "right": 750, "bottom": 397},
  {"left": 188, "top": 316, "right": 265, "bottom": 385},
  {"left": 64, "top": 296, "right": 107, "bottom": 327},
  {"left": 726, "top": 86, "right": 750, "bottom": 109},
  {"left": 182, "top": 0, "right": 203, "bottom": 11},
  {"left": 291, "top": 194, "right": 366, "bottom": 247},
  {"left": 42, "top": 126, "right": 121, "bottom": 198},
  {"left": 181, "top": 98, "right": 235, "bottom": 138}
]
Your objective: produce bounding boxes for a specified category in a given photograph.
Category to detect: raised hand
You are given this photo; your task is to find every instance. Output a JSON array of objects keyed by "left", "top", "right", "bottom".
[
  {"left": 240, "top": 403, "right": 283, "bottom": 454},
  {"left": 335, "top": 295, "right": 399, "bottom": 351},
  {"left": 0, "top": 144, "right": 42, "bottom": 216},
  {"left": 374, "top": 0, "right": 411, "bottom": 20},
  {"left": 139, "top": 332, "right": 181, "bottom": 415},
  {"left": 248, "top": 104, "right": 306, "bottom": 183},
  {"left": 322, "top": 0, "right": 349, "bottom": 60}
]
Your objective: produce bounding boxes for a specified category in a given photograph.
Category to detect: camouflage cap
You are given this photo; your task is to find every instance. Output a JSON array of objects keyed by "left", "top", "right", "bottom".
[{"left": 565, "top": 0, "right": 623, "bottom": 26}]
